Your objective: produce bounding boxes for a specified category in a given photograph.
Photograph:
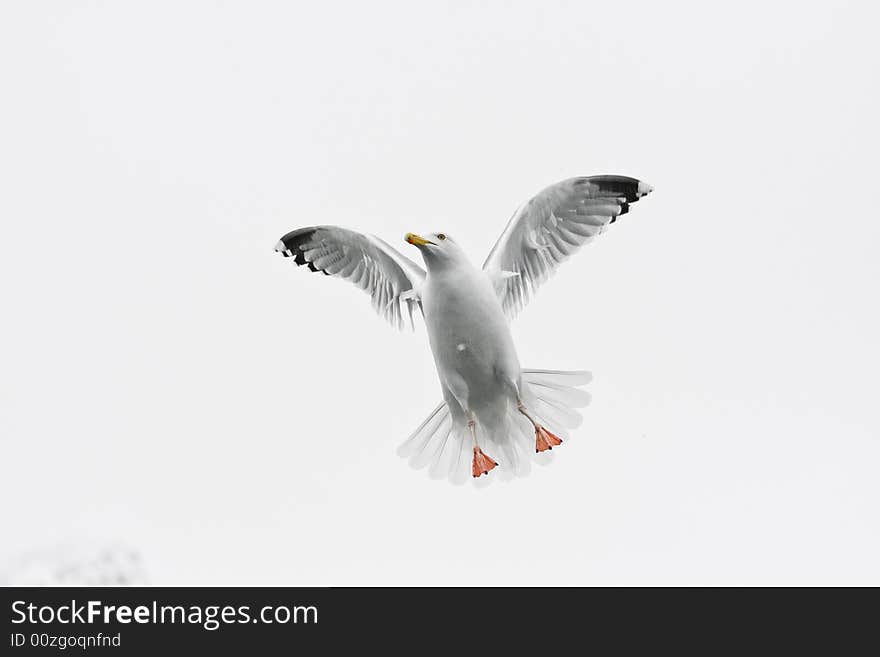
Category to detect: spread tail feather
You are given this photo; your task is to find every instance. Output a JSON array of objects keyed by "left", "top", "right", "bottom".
[{"left": 397, "top": 368, "right": 592, "bottom": 484}]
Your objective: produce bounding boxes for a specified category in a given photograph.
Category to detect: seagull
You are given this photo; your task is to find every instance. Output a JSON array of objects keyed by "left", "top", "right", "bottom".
[{"left": 276, "top": 175, "right": 653, "bottom": 483}]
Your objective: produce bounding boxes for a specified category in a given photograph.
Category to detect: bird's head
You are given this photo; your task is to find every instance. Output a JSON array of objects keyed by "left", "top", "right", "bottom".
[{"left": 404, "top": 232, "right": 467, "bottom": 270}]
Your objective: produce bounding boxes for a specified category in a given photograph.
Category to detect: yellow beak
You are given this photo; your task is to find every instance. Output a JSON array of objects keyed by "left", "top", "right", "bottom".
[{"left": 405, "top": 232, "right": 435, "bottom": 247}]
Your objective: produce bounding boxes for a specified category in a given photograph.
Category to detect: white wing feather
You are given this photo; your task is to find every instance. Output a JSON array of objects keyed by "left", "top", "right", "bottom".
[
  {"left": 483, "top": 175, "right": 653, "bottom": 318},
  {"left": 276, "top": 225, "right": 426, "bottom": 330}
]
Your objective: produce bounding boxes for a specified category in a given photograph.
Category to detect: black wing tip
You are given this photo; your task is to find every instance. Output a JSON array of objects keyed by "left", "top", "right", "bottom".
[
  {"left": 304, "top": 260, "right": 330, "bottom": 275},
  {"left": 577, "top": 175, "right": 654, "bottom": 202},
  {"left": 275, "top": 227, "right": 319, "bottom": 269}
]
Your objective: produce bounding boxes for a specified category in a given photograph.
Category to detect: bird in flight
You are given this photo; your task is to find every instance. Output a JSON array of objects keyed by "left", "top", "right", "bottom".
[{"left": 276, "top": 175, "right": 653, "bottom": 483}]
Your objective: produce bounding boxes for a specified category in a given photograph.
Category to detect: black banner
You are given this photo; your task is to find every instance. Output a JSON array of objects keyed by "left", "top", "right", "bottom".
[{"left": 1, "top": 587, "right": 874, "bottom": 653}]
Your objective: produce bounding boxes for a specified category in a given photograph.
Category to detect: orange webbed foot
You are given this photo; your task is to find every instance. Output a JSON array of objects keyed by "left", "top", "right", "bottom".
[
  {"left": 472, "top": 447, "right": 498, "bottom": 478},
  {"left": 535, "top": 426, "right": 563, "bottom": 453}
]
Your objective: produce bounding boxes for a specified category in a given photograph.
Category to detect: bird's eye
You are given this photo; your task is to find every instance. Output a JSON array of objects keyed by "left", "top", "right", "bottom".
[{"left": 437, "top": 233, "right": 446, "bottom": 240}]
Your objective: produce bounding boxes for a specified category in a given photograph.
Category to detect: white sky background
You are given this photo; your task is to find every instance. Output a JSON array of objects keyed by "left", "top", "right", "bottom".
[{"left": 1, "top": 1, "right": 878, "bottom": 585}]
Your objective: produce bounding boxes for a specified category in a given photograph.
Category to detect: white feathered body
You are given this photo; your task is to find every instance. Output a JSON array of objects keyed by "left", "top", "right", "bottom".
[
  {"left": 421, "top": 260, "right": 520, "bottom": 434},
  {"left": 414, "top": 251, "right": 592, "bottom": 483}
]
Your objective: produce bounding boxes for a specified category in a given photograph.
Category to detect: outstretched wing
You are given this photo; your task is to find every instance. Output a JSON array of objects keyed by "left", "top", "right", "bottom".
[
  {"left": 483, "top": 175, "right": 653, "bottom": 319},
  {"left": 275, "top": 226, "right": 426, "bottom": 330}
]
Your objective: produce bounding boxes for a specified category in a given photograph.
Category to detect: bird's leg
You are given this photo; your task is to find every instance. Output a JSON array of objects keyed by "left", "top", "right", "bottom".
[
  {"left": 517, "top": 399, "right": 563, "bottom": 453},
  {"left": 468, "top": 414, "right": 498, "bottom": 478}
]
